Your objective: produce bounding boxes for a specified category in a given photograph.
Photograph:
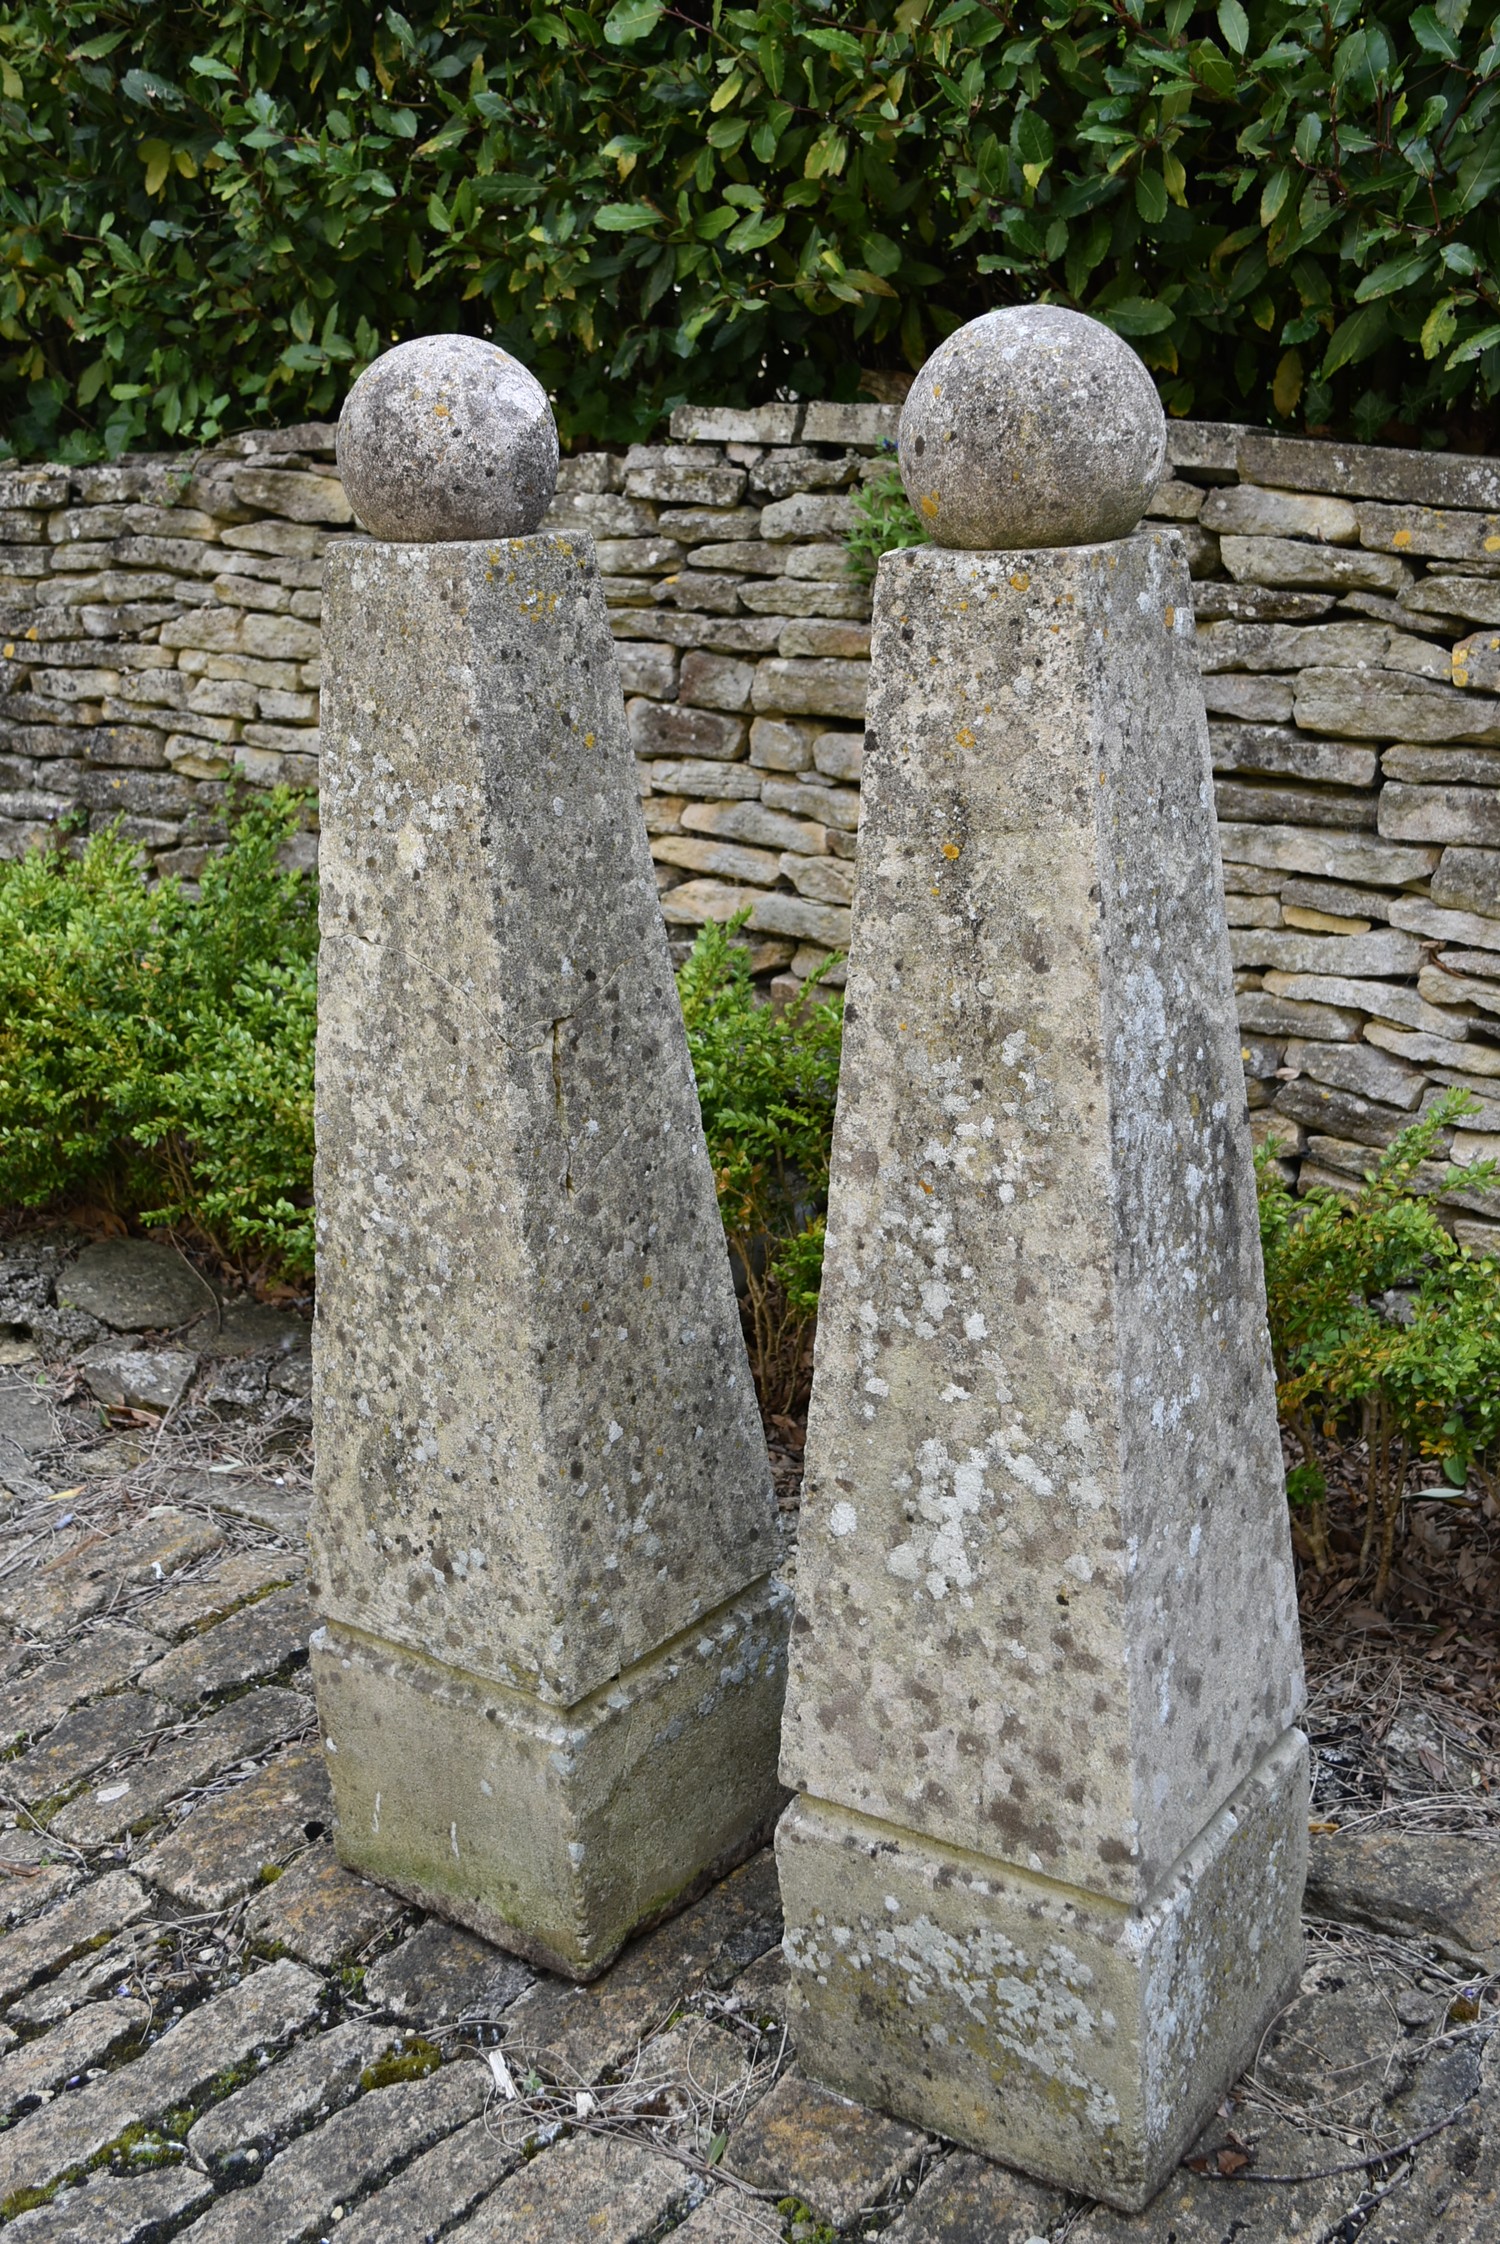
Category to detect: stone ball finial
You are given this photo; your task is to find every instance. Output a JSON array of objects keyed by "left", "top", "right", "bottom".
[
  {"left": 337, "top": 335, "right": 559, "bottom": 542},
  {"left": 897, "top": 306, "right": 1167, "bottom": 551}
]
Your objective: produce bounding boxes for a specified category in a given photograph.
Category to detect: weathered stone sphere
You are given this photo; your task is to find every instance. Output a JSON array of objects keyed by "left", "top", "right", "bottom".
[
  {"left": 337, "top": 336, "right": 559, "bottom": 541},
  {"left": 897, "top": 306, "right": 1166, "bottom": 550}
]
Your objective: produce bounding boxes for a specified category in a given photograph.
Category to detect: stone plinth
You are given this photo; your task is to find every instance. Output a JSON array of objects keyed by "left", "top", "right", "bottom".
[
  {"left": 311, "top": 532, "right": 784, "bottom": 1979},
  {"left": 776, "top": 533, "right": 1307, "bottom": 2208}
]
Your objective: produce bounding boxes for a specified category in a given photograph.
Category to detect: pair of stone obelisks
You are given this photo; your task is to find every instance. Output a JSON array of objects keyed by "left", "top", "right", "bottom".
[{"left": 308, "top": 312, "right": 1308, "bottom": 2212}]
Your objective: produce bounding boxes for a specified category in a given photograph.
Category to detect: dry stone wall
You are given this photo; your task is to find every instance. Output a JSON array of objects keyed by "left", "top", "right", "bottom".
[{"left": 4, "top": 404, "right": 1500, "bottom": 1243}]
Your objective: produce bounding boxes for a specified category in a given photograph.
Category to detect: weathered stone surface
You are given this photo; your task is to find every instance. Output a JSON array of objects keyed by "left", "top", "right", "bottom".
[
  {"left": 626, "top": 697, "right": 746, "bottom": 761},
  {"left": 1237, "top": 430, "right": 1500, "bottom": 510},
  {"left": 667, "top": 2198, "right": 775, "bottom": 2244},
  {"left": 1273, "top": 1077, "right": 1408, "bottom": 1147},
  {"left": 0, "top": 1959, "right": 322, "bottom": 2202},
  {"left": 446, "top": 2129, "right": 692, "bottom": 2244},
  {"left": 644, "top": 756, "right": 763, "bottom": 799},
  {"left": 671, "top": 404, "right": 803, "bottom": 444},
  {"left": 0, "top": 1375, "right": 56, "bottom": 1455},
  {"left": 1201, "top": 673, "right": 1295, "bottom": 723},
  {"left": 231, "top": 468, "right": 352, "bottom": 527},
  {"left": 79, "top": 1344, "right": 196, "bottom": 1413},
  {"left": 138, "top": 1582, "right": 310, "bottom": 1704},
  {"left": 1221, "top": 535, "right": 1411, "bottom": 594},
  {"left": 1357, "top": 500, "right": 1500, "bottom": 561},
  {"left": 56, "top": 1239, "right": 212, "bottom": 1331},
  {"left": 1368, "top": 1019, "right": 1500, "bottom": 1070},
  {"left": 1216, "top": 777, "right": 1378, "bottom": 830},
  {"left": 137, "top": 1739, "right": 331, "bottom": 1908},
  {"left": 179, "top": 2063, "right": 488, "bottom": 2244},
  {"left": 1420, "top": 961, "right": 1500, "bottom": 1016},
  {"left": 134, "top": 1551, "right": 301, "bottom": 1641},
  {"left": 1199, "top": 483, "right": 1359, "bottom": 541},
  {"left": 681, "top": 798, "right": 825, "bottom": 853},
  {"left": 1262, "top": 969, "right": 1469, "bottom": 1037},
  {"left": 1196, "top": 619, "right": 1388, "bottom": 673},
  {"left": 315, "top": 535, "right": 776, "bottom": 1975},
  {"left": 614, "top": 640, "right": 677, "bottom": 700},
  {"left": 1217, "top": 820, "right": 1438, "bottom": 884},
  {"left": 1191, "top": 581, "right": 1336, "bottom": 623},
  {"left": 759, "top": 776, "right": 860, "bottom": 832},
  {"left": 0, "top": 1625, "right": 164, "bottom": 1751},
  {"left": 778, "top": 531, "right": 1304, "bottom": 2207},
  {"left": 1403, "top": 573, "right": 1500, "bottom": 627},
  {"left": 881, "top": 2151, "right": 1067, "bottom": 2242},
  {"left": 505, "top": 1849, "right": 780, "bottom": 2083},
  {"left": 1237, "top": 989, "right": 1367, "bottom": 1041},
  {"left": 0, "top": 1992, "right": 148, "bottom": 2117},
  {"left": 4, "top": 2169, "right": 215, "bottom": 2244},
  {"left": 4, "top": 1689, "right": 167, "bottom": 1807},
  {"left": 1229, "top": 928, "right": 1421, "bottom": 977},
  {"left": 186, "top": 2017, "right": 393, "bottom": 2173},
  {"left": 363, "top": 1918, "right": 531, "bottom": 2027},
  {"left": 751, "top": 655, "right": 868, "bottom": 720},
  {"left": 1296, "top": 666, "right": 1500, "bottom": 745},
  {"left": 748, "top": 716, "right": 815, "bottom": 771},
  {"left": 1434, "top": 844, "right": 1500, "bottom": 916},
  {"left": 626, "top": 456, "right": 746, "bottom": 508},
  {"left": 897, "top": 308, "right": 1165, "bottom": 548},
  {"left": 336, "top": 337, "right": 557, "bottom": 541},
  {"left": 335, "top": 2114, "right": 519, "bottom": 2244},
  {"left": 0, "top": 1510, "right": 223, "bottom": 1639},
  {"left": 1210, "top": 723, "right": 1378, "bottom": 787},
  {"left": 1380, "top": 783, "right": 1500, "bottom": 846},
  {"left": 243, "top": 1840, "right": 406, "bottom": 1968},
  {"left": 726, "top": 2069, "right": 926, "bottom": 2223},
  {"left": 652, "top": 835, "right": 782, "bottom": 886},
  {"left": 1384, "top": 744, "right": 1500, "bottom": 786},
  {"left": 51, "top": 1684, "right": 311, "bottom": 1846},
  {"left": 1284, "top": 1038, "right": 1426, "bottom": 1108},
  {"left": 1065, "top": 2114, "right": 1349, "bottom": 2241}
]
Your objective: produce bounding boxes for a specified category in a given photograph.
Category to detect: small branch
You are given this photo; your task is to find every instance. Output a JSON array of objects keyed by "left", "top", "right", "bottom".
[{"left": 1186, "top": 2097, "right": 1474, "bottom": 2185}]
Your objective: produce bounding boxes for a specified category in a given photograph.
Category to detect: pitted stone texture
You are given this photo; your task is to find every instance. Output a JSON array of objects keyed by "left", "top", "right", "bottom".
[
  {"left": 777, "top": 532, "right": 1305, "bottom": 2206},
  {"left": 336, "top": 336, "right": 558, "bottom": 541},
  {"left": 897, "top": 307, "right": 1165, "bottom": 550},
  {"left": 778, "top": 1732, "right": 1307, "bottom": 2214},
  {"left": 780, "top": 536, "right": 1303, "bottom": 1903},
  {"left": 313, "top": 531, "right": 781, "bottom": 1975}
]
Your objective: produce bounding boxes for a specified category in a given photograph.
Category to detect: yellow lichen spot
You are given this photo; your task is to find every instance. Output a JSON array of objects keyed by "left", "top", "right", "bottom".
[
  {"left": 931, "top": 885, "right": 941, "bottom": 895},
  {"left": 433, "top": 402, "right": 450, "bottom": 418},
  {"left": 642, "top": 1273, "right": 652, "bottom": 1289},
  {"left": 1391, "top": 528, "right": 1412, "bottom": 549},
  {"left": 897, "top": 1021, "right": 907, "bottom": 1033},
  {"left": 1454, "top": 668, "right": 1470, "bottom": 688},
  {"left": 932, "top": 382, "right": 942, "bottom": 399},
  {"left": 1164, "top": 606, "right": 1175, "bottom": 631},
  {"left": 1009, "top": 572, "right": 1030, "bottom": 592},
  {"left": 584, "top": 732, "right": 595, "bottom": 748},
  {"left": 918, "top": 1178, "right": 934, "bottom": 1194},
  {"left": 1486, "top": 536, "right": 1500, "bottom": 553},
  {"left": 25, "top": 627, "right": 37, "bottom": 640},
  {"left": 942, "top": 840, "right": 962, "bottom": 860},
  {"left": 955, "top": 727, "right": 975, "bottom": 750},
  {"left": 1, "top": 644, "right": 10, "bottom": 659},
  {"left": 919, "top": 491, "right": 941, "bottom": 521}
]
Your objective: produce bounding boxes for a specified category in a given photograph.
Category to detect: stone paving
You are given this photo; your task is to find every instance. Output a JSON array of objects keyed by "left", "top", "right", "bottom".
[{"left": 0, "top": 1230, "right": 1494, "bottom": 2241}]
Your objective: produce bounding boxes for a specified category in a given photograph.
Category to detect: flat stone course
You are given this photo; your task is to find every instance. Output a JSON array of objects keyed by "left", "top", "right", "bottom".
[{"left": 136, "top": 1739, "right": 331, "bottom": 1909}]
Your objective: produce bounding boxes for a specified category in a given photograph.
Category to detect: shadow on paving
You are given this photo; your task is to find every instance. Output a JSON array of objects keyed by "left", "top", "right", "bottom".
[{"left": 0, "top": 1229, "right": 1494, "bottom": 2242}]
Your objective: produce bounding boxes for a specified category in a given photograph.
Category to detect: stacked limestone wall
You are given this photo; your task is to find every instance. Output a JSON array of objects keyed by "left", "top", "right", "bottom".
[{"left": 4, "top": 403, "right": 1500, "bottom": 1244}]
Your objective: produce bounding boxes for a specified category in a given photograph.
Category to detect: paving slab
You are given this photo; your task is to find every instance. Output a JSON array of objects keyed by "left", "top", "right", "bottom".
[
  {"left": 80, "top": 1344, "right": 198, "bottom": 1414},
  {"left": 445, "top": 2130, "right": 693, "bottom": 2244},
  {"left": 0, "top": 1958, "right": 322, "bottom": 2203},
  {"left": 243, "top": 1841, "right": 406, "bottom": 1968},
  {"left": 187, "top": 2017, "right": 398, "bottom": 2175},
  {"left": 50, "top": 1684, "right": 312, "bottom": 1846},
  {"left": 0, "top": 1994, "right": 150, "bottom": 2120},
  {"left": 174, "top": 1474, "right": 309, "bottom": 1541},
  {"left": 364, "top": 1919, "right": 533, "bottom": 2028},
  {"left": 137, "top": 1740, "right": 331, "bottom": 1909},
  {"left": 882, "top": 2152, "right": 1066, "bottom": 2242},
  {"left": 133, "top": 1552, "right": 303, "bottom": 1641},
  {"left": 1, "top": 1625, "right": 166, "bottom": 1751},
  {"left": 667, "top": 2195, "right": 777, "bottom": 2244},
  {"left": 1307, "top": 1831, "right": 1500, "bottom": 1969},
  {"left": 2, "top": 1690, "right": 168, "bottom": 1807},
  {"left": 137, "top": 1583, "right": 312, "bottom": 1704},
  {"left": 177, "top": 2061, "right": 487, "bottom": 2244},
  {"left": 724, "top": 2069, "right": 927, "bottom": 2227},
  {"left": 504, "top": 1851, "right": 781, "bottom": 2084},
  {"left": 5, "top": 1927, "right": 166, "bottom": 2030},
  {"left": 1066, "top": 2114, "right": 1355, "bottom": 2241},
  {"left": 332, "top": 2113, "right": 520, "bottom": 2244},
  {"left": 4, "top": 2166, "right": 215, "bottom": 2243},
  {"left": 0, "top": 1511, "right": 223, "bottom": 1639},
  {"left": 55, "top": 1239, "right": 215, "bottom": 1331},
  {"left": 0, "top": 1870, "right": 149, "bottom": 2008},
  {"left": 0, "top": 1376, "right": 58, "bottom": 1454}
]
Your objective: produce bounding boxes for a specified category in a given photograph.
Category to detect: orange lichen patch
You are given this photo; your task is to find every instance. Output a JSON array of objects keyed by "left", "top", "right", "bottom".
[
  {"left": 1391, "top": 528, "right": 1412, "bottom": 549},
  {"left": 919, "top": 491, "right": 941, "bottom": 520},
  {"left": 1164, "top": 607, "right": 1175, "bottom": 631},
  {"left": 955, "top": 727, "right": 976, "bottom": 750},
  {"left": 1010, "top": 571, "right": 1030, "bottom": 591},
  {"left": 941, "top": 841, "right": 962, "bottom": 860}
]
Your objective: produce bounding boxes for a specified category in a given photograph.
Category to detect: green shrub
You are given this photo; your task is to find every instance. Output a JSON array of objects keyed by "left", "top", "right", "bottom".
[
  {"left": 0, "top": 796, "right": 317, "bottom": 1277},
  {"left": 5, "top": 3, "right": 1500, "bottom": 460},
  {"left": 1257, "top": 1091, "right": 1500, "bottom": 1599},
  {"left": 675, "top": 918, "right": 843, "bottom": 1413},
  {"left": 844, "top": 450, "right": 929, "bottom": 585}
]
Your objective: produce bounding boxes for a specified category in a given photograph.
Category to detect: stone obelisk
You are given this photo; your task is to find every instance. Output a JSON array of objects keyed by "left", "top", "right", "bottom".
[
  {"left": 309, "top": 336, "right": 787, "bottom": 1980},
  {"left": 775, "top": 307, "right": 1307, "bottom": 2209}
]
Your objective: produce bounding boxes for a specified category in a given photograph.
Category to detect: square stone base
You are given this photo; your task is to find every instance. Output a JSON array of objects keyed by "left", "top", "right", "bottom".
[
  {"left": 775, "top": 1728, "right": 1308, "bottom": 2211},
  {"left": 311, "top": 1572, "right": 790, "bottom": 1981}
]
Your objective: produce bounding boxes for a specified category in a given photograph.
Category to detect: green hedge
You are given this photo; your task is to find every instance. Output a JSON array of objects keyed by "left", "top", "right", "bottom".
[{"left": 3, "top": 2, "right": 1499, "bottom": 459}]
